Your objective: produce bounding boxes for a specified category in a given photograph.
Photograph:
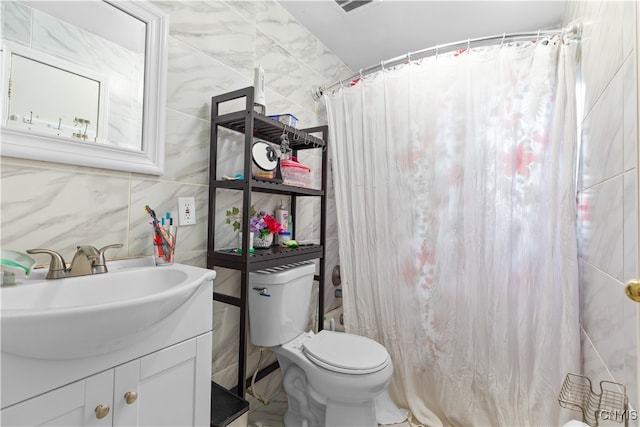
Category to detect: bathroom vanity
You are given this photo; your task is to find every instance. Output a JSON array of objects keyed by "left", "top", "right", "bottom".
[{"left": 0, "top": 258, "right": 214, "bottom": 426}]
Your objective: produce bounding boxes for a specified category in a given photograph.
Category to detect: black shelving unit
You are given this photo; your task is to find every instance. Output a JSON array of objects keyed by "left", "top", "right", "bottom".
[{"left": 207, "top": 86, "right": 327, "bottom": 401}]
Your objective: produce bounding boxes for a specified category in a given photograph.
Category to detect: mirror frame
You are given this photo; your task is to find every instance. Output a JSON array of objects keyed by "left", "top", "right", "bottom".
[{"left": 0, "top": 0, "right": 168, "bottom": 175}]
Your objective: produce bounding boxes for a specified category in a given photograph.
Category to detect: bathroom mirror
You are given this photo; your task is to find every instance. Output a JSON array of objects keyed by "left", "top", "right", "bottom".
[{"left": 0, "top": 0, "right": 168, "bottom": 175}]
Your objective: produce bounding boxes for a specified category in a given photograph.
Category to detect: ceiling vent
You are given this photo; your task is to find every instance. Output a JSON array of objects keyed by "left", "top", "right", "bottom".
[{"left": 335, "top": 0, "right": 373, "bottom": 13}]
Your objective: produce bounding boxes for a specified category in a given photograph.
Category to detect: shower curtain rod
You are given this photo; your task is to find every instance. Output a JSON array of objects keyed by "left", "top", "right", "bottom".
[{"left": 312, "top": 24, "right": 581, "bottom": 100}]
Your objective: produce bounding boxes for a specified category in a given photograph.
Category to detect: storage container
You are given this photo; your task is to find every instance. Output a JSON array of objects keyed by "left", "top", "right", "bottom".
[
  {"left": 281, "top": 158, "right": 311, "bottom": 188},
  {"left": 277, "top": 231, "right": 291, "bottom": 245},
  {"left": 268, "top": 114, "right": 298, "bottom": 127}
]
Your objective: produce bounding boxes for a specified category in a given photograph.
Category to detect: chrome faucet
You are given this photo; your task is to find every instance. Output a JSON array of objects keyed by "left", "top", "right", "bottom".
[{"left": 27, "top": 244, "right": 122, "bottom": 279}]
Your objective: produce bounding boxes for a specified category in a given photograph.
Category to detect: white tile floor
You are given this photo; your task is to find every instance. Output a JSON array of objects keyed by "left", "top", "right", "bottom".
[
  {"left": 243, "top": 356, "right": 415, "bottom": 427},
  {"left": 247, "top": 380, "right": 414, "bottom": 427}
]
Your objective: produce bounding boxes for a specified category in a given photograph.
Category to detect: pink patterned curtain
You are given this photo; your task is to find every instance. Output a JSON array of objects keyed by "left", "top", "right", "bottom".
[{"left": 326, "top": 37, "right": 580, "bottom": 426}]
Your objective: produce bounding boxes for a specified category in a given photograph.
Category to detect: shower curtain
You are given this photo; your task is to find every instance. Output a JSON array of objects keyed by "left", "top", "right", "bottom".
[{"left": 325, "top": 37, "right": 579, "bottom": 426}]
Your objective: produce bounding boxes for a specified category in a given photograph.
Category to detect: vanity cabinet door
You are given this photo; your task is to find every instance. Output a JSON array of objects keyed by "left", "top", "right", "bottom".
[
  {"left": 1, "top": 334, "right": 211, "bottom": 427},
  {"left": 1, "top": 369, "right": 114, "bottom": 427},
  {"left": 113, "top": 333, "right": 212, "bottom": 427}
]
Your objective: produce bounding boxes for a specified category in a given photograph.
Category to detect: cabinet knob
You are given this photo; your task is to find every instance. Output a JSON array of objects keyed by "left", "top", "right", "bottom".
[
  {"left": 625, "top": 279, "right": 640, "bottom": 302},
  {"left": 95, "top": 405, "right": 110, "bottom": 419},
  {"left": 124, "top": 391, "right": 138, "bottom": 404}
]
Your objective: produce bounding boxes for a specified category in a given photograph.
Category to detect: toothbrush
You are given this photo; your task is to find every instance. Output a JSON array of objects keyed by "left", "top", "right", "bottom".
[
  {"left": 149, "top": 221, "right": 168, "bottom": 254},
  {"left": 144, "top": 205, "right": 159, "bottom": 223},
  {"left": 164, "top": 212, "right": 172, "bottom": 239},
  {"left": 154, "top": 234, "right": 165, "bottom": 258},
  {"left": 145, "top": 205, "right": 171, "bottom": 253}
]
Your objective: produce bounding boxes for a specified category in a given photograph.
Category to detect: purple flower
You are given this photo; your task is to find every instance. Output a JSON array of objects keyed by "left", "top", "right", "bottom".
[
  {"left": 227, "top": 205, "right": 283, "bottom": 239},
  {"left": 250, "top": 217, "right": 264, "bottom": 234}
]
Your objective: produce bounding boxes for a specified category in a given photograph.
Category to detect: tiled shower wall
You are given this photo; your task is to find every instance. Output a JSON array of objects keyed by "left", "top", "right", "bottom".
[
  {"left": 565, "top": 0, "right": 640, "bottom": 413},
  {"left": 0, "top": 0, "right": 348, "bottom": 389}
]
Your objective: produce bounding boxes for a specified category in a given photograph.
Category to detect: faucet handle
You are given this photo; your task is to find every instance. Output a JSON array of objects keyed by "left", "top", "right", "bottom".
[
  {"left": 94, "top": 243, "right": 123, "bottom": 274},
  {"left": 97, "top": 244, "right": 123, "bottom": 260},
  {"left": 26, "top": 249, "right": 67, "bottom": 279}
]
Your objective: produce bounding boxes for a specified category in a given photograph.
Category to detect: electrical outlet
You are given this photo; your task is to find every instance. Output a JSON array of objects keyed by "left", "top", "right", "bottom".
[{"left": 178, "top": 197, "right": 196, "bottom": 226}]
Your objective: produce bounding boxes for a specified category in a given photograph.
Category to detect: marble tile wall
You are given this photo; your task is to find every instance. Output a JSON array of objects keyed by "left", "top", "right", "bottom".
[
  {"left": 565, "top": 0, "right": 639, "bottom": 414},
  {"left": 0, "top": 0, "right": 350, "bottom": 392}
]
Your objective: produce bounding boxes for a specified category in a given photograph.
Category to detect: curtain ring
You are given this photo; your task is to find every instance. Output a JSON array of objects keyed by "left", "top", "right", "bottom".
[
  {"left": 293, "top": 129, "right": 300, "bottom": 141},
  {"left": 359, "top": 69, "right": 364, "bottom": 79},
  {"left": 304, "top": 134, "right": 310, "bottom": 145},
  {"left": 560, "top": 26, "right": 569, "bottom": 44},
  {"left": 500, "top": 32, "right": 506, "bottom": 47},
  {"left": 466, "top": 38, "right": 471, "bottom": 54},
  {"left": 435, "top": 45, "right": 439, "bottom": 60},
  {"left": 380, "top": 60, "right": 385, "bottom": 71},
  {"left": 407, "top": 51, "right": 412, "bottom": 64},
  {"left": 536, "top": 29, "right": 541, "bottom": 42}
]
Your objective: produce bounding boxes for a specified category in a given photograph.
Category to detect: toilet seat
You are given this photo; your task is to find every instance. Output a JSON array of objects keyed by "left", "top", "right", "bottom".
[{"left": 302, "top": 330, "right": 389, "bottom": 374}]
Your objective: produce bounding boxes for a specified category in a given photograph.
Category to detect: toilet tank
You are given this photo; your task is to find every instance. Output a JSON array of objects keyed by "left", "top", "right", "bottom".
[{"left": 248, "top": 261, "right": 316, "bottom": 347}]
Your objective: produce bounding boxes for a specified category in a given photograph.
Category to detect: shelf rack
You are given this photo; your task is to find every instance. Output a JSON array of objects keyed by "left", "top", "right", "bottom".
[{"left": 207, "top": 87, "right": 327, "bottom": 402}]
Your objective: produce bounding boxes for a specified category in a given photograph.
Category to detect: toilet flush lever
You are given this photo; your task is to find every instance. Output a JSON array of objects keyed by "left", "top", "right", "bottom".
[{"left": 253, "top": 287, "right": 271, "bottom": 297}]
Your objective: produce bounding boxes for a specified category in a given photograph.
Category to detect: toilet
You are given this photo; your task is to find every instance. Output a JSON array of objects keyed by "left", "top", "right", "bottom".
[{"left": 248, "top": 262, "right": 394, "bottom": 427}]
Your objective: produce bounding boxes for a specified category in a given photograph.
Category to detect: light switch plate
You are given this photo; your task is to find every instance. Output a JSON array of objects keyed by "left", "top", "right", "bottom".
[{"left": 178, "top": 197, "right": 196, "bottom": 225}]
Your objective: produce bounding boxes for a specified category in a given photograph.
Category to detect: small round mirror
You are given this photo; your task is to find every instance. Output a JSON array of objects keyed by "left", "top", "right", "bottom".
[{"left": 252, "top": 141, "right": 278, "bottom": 171}]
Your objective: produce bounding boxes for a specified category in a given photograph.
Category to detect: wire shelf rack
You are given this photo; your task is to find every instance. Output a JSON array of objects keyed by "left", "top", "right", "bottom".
[{"left": 558, "top": 373, "right": 628, "bottom": 427}]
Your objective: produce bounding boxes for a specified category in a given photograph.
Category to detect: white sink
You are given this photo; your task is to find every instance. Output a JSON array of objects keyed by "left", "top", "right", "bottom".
[{"left": 1, "top": 257, "right": 215, "bottom": 359}]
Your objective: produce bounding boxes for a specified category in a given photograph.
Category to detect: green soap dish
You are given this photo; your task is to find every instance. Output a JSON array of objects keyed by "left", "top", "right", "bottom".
[{"left": 1, "top": 250, "right": 37, "bottom": 277}]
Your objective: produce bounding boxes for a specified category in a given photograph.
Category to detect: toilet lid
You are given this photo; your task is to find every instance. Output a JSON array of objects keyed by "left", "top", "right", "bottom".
[{"left": 302, "top": 330, "right": 389, "bottom": 374}]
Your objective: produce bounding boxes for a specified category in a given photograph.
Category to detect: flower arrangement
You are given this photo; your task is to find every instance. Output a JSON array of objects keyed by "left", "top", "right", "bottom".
[{"left": 226, "top": 205, "right": 283, "bottom": 239}]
